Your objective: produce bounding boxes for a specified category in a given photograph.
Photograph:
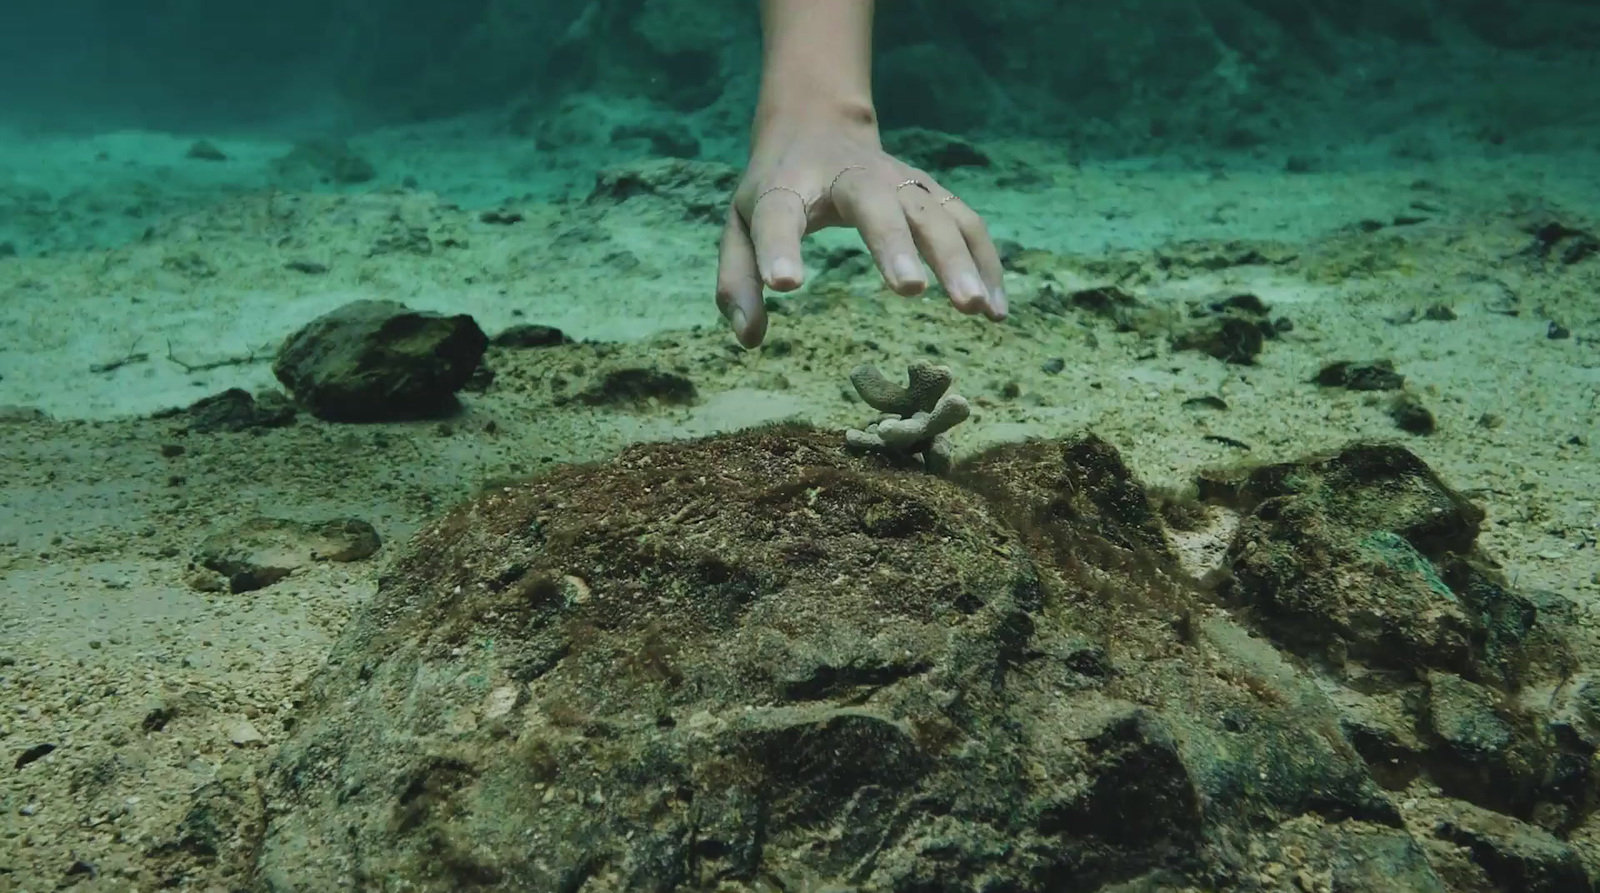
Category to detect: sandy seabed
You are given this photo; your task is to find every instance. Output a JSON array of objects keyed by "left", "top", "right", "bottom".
[{"left": 1, "top": 123, "right": 1597, "bottom": 889}]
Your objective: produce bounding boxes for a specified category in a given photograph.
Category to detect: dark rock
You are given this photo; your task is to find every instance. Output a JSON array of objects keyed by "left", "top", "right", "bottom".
[
  {"left": 13, "top": 742, "right": 55, "bottom": 769},
  {"left": 995, "top": 238, "right": 1026, "bottom": 268},
  {"left": 1068, "top": 285, "right": 1143, "bottom": 330},
  {"left": 461, "top": 364, "right": 495, "bottom": 394},
  {"left": 1214, "top": 444, "right": 1590, "bottom": 830},
  {"left": 1172, "top": 293, "right": 1282, "bottom": 365},
  {"left": 1433, "top": 800, "right": 1591, "bottom": 893},
  {"left": 1423, "top": 672, "right": 1556, "bottom": 817},
  {"left": 272, "top": 300, "right": 488, "bottom": 422},
  {"left": 1173, "top": 316, "right": 1268, "bottom": 365},
  {"left": 1335, "top": 688, "right": 1427, "bottom": 790},
  {"left": 190, "top": 517, "right": 381, "bottom": 594},
  {"left": 1390, "top": 393, "right": 1437, "bottom": 435},
  {"left": 1030, "top": 283, "right": 1149, "bottom": 334},
  {"left": 572, "top": 367, "right": 697, "bottom": 407},
  {"left": 491, "top": 324, "right": 569, "bottom": 349},
  {"left": 183, "top": 388, "right": 297, "bottom": 433},
  {"left": 1217, "top": 443, "right": 1487, "bottom": 671},
  {"left": 1527, "top": 220, "right": 1599, "bottom": 266},
  {"left": 1183, "top": 395, "right": 1229, "bottom": 412},
  {"left": 1314, "top": 359, "right": 1406, "bottom": 391},
  {"left": 186, "top": 140, "right": 227, "bottom": 161}
]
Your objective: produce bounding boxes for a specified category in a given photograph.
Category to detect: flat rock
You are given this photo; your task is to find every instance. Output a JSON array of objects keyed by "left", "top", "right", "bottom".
[{"left": 190, "top": 517, "right": 380, "bottom": 593}]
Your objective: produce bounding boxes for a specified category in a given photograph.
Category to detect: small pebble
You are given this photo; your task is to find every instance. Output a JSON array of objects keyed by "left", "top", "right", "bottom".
[{"left": 226, "top": 718, "right": 265, "bottom": 747}]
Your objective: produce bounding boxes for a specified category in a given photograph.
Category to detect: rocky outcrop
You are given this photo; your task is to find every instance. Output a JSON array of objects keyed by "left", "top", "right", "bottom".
[{"left": 247, "top": 426, "right": 1600, "bottom": 890}]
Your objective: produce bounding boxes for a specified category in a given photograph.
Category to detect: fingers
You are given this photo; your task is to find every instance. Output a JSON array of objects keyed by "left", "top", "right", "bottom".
[
  {"left": 900, "top": 186, "right": 992, "bottom": 317},
  {"left": 747, "top": 187, "right": 807, "bottom": 292},
  {"left": 829, "top": 170, "right": 928, "bottom": 297},
  {"left": 715, "top": 205, "right": 768, "bottom": 349},
  {"left": 940, "top": 198, "right": 1007, "bottom": 320}
]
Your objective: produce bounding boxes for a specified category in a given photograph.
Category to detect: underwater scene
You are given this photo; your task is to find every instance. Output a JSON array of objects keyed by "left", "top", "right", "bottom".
[{"left": 2, "top": 0, "right": 1599, "bottom": 890}]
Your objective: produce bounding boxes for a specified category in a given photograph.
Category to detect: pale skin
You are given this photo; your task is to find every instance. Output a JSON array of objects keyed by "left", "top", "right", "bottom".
[{"left": 715, "top": 0, "right": 1008, "bottom": 349}]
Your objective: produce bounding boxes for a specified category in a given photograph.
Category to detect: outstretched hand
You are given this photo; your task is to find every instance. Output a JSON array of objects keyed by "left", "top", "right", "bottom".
[{"left": 715, "top": 120, "right": 1008, "bottom": 348}]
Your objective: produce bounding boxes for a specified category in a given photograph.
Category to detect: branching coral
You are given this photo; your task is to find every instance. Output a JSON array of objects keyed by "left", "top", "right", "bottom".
[{"left": 845, "top": 359, "right": 970, "bottom": 475}]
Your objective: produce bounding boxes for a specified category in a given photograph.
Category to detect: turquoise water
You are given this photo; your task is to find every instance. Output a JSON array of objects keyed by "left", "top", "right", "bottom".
[{"left": 0, "top": 3, "right": 1597, "bottom": 890}]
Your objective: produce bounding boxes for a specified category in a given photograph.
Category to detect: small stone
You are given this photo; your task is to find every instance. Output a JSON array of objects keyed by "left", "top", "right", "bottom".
[
  {"left": 1389, "top": 394, "right": 1436, "bottom": 435},
  {"left": 1314, "top": 359, "right": 1405, "bottom": 391},
  {"left": 492, "top": 324, "right": 570, "bottom": 349},
  {"left": 227, "top": 718, "right": 266, "bottom": 747},
  {"left": 186, "top": 140, "right": 227, "bottom": 162}
]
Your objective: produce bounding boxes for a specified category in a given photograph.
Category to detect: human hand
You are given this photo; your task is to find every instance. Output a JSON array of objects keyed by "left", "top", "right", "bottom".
[{"left": 715, "top": 117, "right": 1008, "bottom": 348}]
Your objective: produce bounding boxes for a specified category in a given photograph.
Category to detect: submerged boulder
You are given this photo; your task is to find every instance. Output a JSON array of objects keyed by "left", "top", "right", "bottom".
[
  {"left": 249, "top": 427, "right": 1597, "bottom": 891},
  {"left": 273, "top": 300, "right": 488, "bottom": 422}
]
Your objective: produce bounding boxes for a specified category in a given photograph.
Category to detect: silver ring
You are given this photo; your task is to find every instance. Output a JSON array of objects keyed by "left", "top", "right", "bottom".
[
  {"left": 755, "top": 184, "right": 809, "bottom": 211},
  {"left": 826, "top": 165, "right": 867, "bottom": 204},
  {"left": 938, "top": 194, "right": 959, "bottom": 206},
  {"left": 896, "top": 178, "right": 930, "bottom": 193}
]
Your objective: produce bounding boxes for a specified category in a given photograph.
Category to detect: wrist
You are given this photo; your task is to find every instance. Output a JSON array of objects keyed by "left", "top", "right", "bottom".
[
  {"left": 753, "top": 94, "right": 880, "bottom": 149},
  {"left": 754, "top": 0, "right": 877, "bottom": 150}
]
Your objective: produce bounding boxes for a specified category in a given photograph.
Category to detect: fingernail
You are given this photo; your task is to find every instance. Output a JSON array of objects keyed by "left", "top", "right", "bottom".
[
  {"left": 728, "top": 305, "right": 748, "bottom": 335},
  {"left": 893, "top": 256, "right": 922, "bottom": 286},
  {"left": 770, "top": 258, "right": 799, "bottom": 285},
  {"left": 958, "top": 274, "right": 987, "bottom": 305},
  {"left": 990, "top": 286, "right": 1009, "bottom": 317}
]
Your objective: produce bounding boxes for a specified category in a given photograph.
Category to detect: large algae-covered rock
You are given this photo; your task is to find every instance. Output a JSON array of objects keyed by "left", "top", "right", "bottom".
[
  {"left": 257, "top": 424, "right": 1046, "bottom": 889},
  {"left": 251, "top": 428, "right": 1596, "bottom": 891}
]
